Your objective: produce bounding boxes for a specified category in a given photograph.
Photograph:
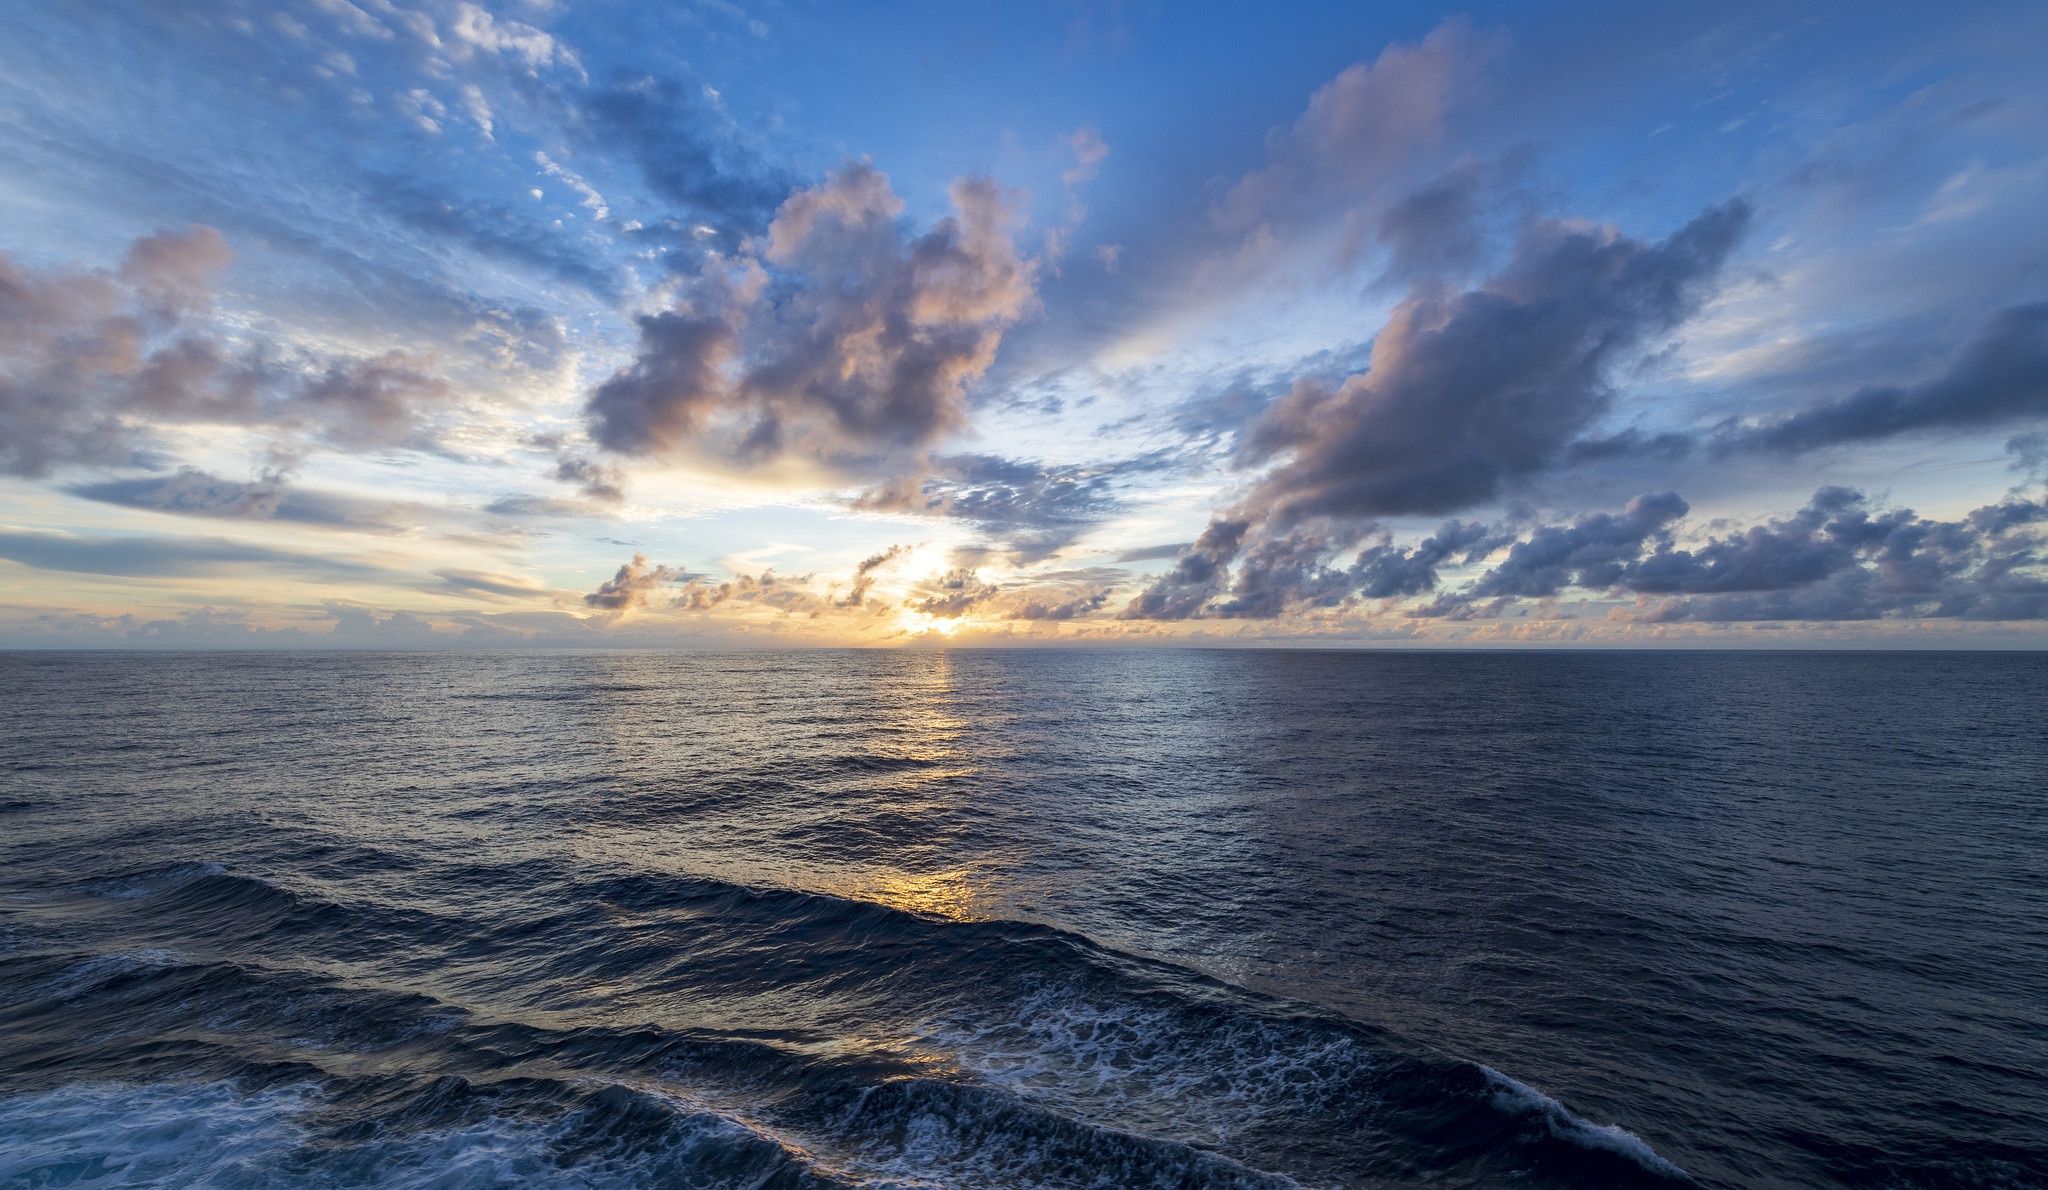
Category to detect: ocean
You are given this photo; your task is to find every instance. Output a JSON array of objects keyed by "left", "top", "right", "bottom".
[{"left": 1, "top": 649, "right": 2042, "bottom": 1188}]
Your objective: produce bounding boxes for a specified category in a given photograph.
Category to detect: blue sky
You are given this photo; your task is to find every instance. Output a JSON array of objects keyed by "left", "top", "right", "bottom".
[{"left": 1, "top": 0, "right": 2044, "bottom": 646}]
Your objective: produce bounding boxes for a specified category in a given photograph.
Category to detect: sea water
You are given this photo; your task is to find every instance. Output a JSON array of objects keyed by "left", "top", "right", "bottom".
[{"left": 2, "top": 650, "right": 2043, "bottom": 1188}]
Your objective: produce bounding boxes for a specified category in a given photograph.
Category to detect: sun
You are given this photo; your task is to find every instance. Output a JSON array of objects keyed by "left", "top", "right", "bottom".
[{"left": 895, "top": 611, "right": 964, "bottom": 637}]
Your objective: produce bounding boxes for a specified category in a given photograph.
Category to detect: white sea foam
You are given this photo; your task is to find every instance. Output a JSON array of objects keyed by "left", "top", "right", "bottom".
[
  {"left": 1479, "top": 1064, "right": 1690, "bottom": 1180},
  {"left": 918, "top": 978, "right": 1371, "bottom": 1148},
  {"left": 0, "top": 1078, "right": 905, "bottom": 1189}
]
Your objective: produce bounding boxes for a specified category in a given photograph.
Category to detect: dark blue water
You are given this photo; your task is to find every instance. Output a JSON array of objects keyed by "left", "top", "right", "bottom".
[{"left": 1, "top": 650, "right": 2043, "bottom": 1189}]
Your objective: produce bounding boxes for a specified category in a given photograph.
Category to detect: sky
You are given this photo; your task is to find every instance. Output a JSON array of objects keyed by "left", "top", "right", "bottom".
[{"left": 1, "top": 0, "right": 2045, "bottom": 648}]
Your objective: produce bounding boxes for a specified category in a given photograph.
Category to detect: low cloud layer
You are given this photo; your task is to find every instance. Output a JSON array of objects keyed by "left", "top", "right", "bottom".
[{"left": 1124, "top": 486, "right": 2048, "bottom": 624}]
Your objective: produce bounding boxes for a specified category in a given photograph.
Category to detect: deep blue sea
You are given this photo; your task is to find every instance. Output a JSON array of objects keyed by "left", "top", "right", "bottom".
[{"left": 1, "top": 650, "right": 2043, "bottom": 1189}]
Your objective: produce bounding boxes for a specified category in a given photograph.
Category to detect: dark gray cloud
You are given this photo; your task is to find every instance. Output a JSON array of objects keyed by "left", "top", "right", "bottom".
[
  {"left": 1442, "top": 487, "right": 2048, "bottom": 622},
  {"left": 1119, "top": 518, "right": 1249, "bottom": 621},
  {"left": 1120, "top": 485, "right": 2048, "bottom": 624},
  {"left": 71, "top": 468, "right": 408, "bottom": 531},
  {"left": 1126, "top": 200, "right": 1749, "bottom": 620},
  {"left": 1727, "top": 303, "right": 2048, "bottom": 454},
  {"left": 71, "top": 467, "right": 289, "bottom": 520},
  {"left": 1240, "top": 199, "right": 1751, "bottom": 524},
  {"left": 1469, "top": 492, "right": 1691, "bottom": 598},
  {"left": 1354, "top": 519, "right": 1510, "bottom": 599},
  {"left": 1374, "top": 158, "right": 1491, "bottom": 285},
  {"left": 586, "top": 163, "right": 1035, "bottom": 470}
]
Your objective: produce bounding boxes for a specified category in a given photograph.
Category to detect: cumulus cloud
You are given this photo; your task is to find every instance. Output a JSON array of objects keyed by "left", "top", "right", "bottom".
[
  {"left": 582, "top": 551, "right": 681, "bottom": 610},
  {"left": 1120, "top": 518, "right": 1249, "bottom": 620},
  {"left": 674, "top": 569, "right": 826, "bottom": 616},
  {"left": 1241, "top": 200, "right": 1750, "bottom": 524},
  {"left": 1467, "top": 493, "right": 1691, "bottom": 599},
  {"left": 1609, "top": 488, "right": 2048, "bottom": 622},
  {"left": 0, "top": 228, "right": 457, "bottom": 475},
  {"left": 1124, "top": 199, "right": 1748, "bottom": 619},
  {"left": 586, "top": 163, "right": 1036, "bottom": 471},
  {"left": 1128, "top": 485, "right": 2047, "bottom": 624},
  {"left": 913, "top": 567, "right": 1001, "bottom": 618}
]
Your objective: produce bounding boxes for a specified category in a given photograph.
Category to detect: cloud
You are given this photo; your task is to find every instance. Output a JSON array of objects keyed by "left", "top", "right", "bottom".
[
  {"left": 0, "top": 228, "right": 457, "bottom": 475},
  {"left": 1216, "top": 19, "right": 1505, "bottom": 232},
  {"left": 1121, "top": 484, "right": 2048, "bottom": 624},
  {"left": 1123, "top": 199, "right": 1748, "bottom": 619},
  {"left": 71, "top": 467, "right": 288, "bottom": 519},
  {"left": 433, "top": 568, "right": 552, "bottom": 599},
  {"left": 582, "top": 551, "right": 682, "bottom": 610},
  {"left": 585, "top": 163, "right": 1036, "bottom": 471},
  {"left": 674, "top": 569, "right": 826, "bottom": 615},
  {"left": 913, "top": 567, "right": 1000, "bottom": 618},
  {"left": 1062, "top": 127, "right": 1109, "bottom": 186},
  {"left": 446, "top": 2, "right": 577, "bottom": 75},
  {"left": 1373, "top": 158, "right": 1492, "bottom": 285},
  {"left": 838, "top": 543, "right": 910, "bottom": 608},
  {"left": 1006, "top": 588, "right": 1110, "bottom": 620},
  {"left": 1120, "top": 517, "right": 1249, "bottom": 620},
  {"left": 371, "top": 179, "right": 622, "bottom": 295},
  {"left": 296, "top": 351, "right": 452, "bottom": 449},
  {"left": 1240, "top": 200, "right": 1751, "bottom": 524},
  {"left": 1727, "top": 303, "right": 2048, "bottom": 453},
  {"left": 855, "top": 452, "right": 1128, "bottom": 562},
  {"left": 1611, "top": 488, "right": 2048, "bottom": 622},
  {"left": 573, "top": 75, "right": 794, "bottom": 246},
  {"left": 551, "top": 453, "right": 625, "bottom": 502},
  {"left": 1114, "top": 542, "right": 1192, "bottom": 563},
  {"left": 1468, "top": 492, "right": 1691, "bottom": 599},
  {"left": 0, "top": 527, "right": 383, "bottom": 579}
]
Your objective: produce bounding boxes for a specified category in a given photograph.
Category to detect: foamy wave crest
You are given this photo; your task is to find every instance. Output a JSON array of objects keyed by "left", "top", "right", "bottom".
[
  {"left": 920, "top": 977, "right": 1373, "bottom": 1147},
  {"left": 0, "top": 1079, "right": 869, "bottom": 1188},
  {"left": 1480, "top": 1065, "right": 1690, "bottom": 1181}
]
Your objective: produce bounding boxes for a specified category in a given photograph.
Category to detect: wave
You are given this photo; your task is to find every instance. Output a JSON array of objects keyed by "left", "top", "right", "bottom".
[{"left": 0, "top": 858, "right": 1696, "bottom": 1188}]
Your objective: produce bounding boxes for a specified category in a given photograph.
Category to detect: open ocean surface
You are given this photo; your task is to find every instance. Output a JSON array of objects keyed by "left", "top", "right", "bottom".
[{"left": 0, "top": 649, "right": 2043, "bottom": 1190}]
